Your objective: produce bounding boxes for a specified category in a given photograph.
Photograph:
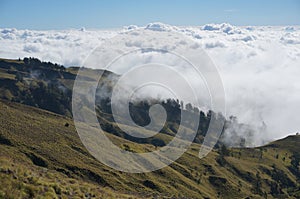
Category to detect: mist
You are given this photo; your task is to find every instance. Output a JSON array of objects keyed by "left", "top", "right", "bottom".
[{"left": 1, "top": 23, "right": 300, "bottom": 145}]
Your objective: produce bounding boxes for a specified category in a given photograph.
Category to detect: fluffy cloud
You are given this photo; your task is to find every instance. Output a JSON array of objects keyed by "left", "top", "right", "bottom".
[
  {"left": 145, "top": 22, "right": 177, "bottom": 32},
  {"left": 202, "top": 23, "right": 242, "bottom": 34},
  {"left": 0, "top": 23, "right": 300, "bottom": 144},
  {"left": 0, "top": 28, "right": 117, "bottom": 66}
]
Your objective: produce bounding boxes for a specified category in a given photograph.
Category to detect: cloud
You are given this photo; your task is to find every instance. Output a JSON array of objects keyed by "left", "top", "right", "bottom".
[
  {"left": 280, "top": 32, "right": 300, "bottom": 45},
  {"left": 124, "top": 25, "right": 139, "bottom": 30},
  {"left": 284, "top": 26, "right": 296, "bottom": 32},
  {"left": 204, "top": 41, "right": 226, "bottom": 48},
  {"left": 0, "top": 28, "right": 117, "bottom": 66},
  {"left": 145, "top": 22, "right": 176, "bottom": 32},
  {"left": 23, "top": 43, "right": 43, "bottom": 53},
  {"left": 202, "top": 23, "right": 242, "bottom": 35},
  {"left": 0, "top": 23, "right": 300, "bottom": 145}
]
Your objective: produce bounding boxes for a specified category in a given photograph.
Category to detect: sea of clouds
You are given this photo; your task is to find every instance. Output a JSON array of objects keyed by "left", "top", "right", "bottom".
[{"left": 1, "top": 22, "right": 300, "bottom": 145}]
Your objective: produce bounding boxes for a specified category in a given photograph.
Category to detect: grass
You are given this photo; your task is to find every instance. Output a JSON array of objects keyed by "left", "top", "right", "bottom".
[
  {"left": 0, "top": 99, "right": 299, "bottom": 198},
  {"left": 0, "top": 156, "right": 138, "bottom": 199}
]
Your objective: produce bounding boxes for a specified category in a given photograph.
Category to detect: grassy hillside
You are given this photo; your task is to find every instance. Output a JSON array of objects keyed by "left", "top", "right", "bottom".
[
  {"left": 0, "top": 99, "right": 299, "bottom": 198},
  {"left": 0, "top": 57, "right": 259, "bottom": 149},
  {"left": 0, "top": 57, "right": 299, "bottom": 198}
]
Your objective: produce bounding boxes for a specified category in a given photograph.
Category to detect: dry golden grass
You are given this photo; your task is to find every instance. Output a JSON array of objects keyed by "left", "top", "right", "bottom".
[{"left": 0, "top": 99, "right": 299, "bottom": 198}]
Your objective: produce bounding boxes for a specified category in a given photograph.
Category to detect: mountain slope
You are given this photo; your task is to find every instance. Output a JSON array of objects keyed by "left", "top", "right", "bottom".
[
  {"left": 0, "top": 57, "right": 263, "bottom": 148},
  {"left": 0, "top": 99, "right": 299, "bottom": 198}
]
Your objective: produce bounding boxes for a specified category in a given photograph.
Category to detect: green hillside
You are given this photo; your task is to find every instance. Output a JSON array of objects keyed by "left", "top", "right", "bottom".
[
  {"left": 0, "top": 57, "right": 257, "bottom": 148},
  {"left": 0, "top": 58, "right": 299, "bottom": 198},
  {"left": 0, "top": 100, "right": 299, "bottom": 198}
]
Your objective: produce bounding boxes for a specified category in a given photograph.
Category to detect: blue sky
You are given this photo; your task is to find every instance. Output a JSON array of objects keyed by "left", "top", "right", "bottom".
[{"left": 0, "top": 0, "right": 299, "bottom": 29}]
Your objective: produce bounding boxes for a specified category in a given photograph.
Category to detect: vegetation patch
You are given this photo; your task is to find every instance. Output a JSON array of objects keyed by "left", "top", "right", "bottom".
[{"left": 25, "top": 152, "right": 48, "bottom": 168}]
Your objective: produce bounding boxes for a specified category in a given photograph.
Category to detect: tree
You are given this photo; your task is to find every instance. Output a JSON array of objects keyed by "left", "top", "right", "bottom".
[
  {"left": 185, "top": 103, "right": 193, "bottom": 112},
  {"left": 151, "top": 138, "right": 165, "bottom": 147},
  {"left": 15, "top": 72, "right": 23, "bottom": 82},
  {"left": 252, "top": 171, "right": 262, "bottom": 195},
  {"left": 23, "top": 57, "right": 30, "bottom": 65},
  {"left": 217, "top": 144, "right": 230, "bottom": 166},
  {"left": 193, "top": 106, "right": 199, "bottom": 114},
  {"left": 219, "top": 144, "right": 229, "bottom": 156},
  {"left": 291, "top": 155, "right": 300, "bottom": 169},
  {"left": 240, "top": 138, "right": 246, "bottom": 147}
]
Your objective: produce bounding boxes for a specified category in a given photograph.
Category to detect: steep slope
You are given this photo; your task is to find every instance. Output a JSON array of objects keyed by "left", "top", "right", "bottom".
[
  {"left": 0, "top": 57, "right": 261, "bottom": 148},
  {"left": 0, "top": 99, "right": 299, "bottom": 198}
]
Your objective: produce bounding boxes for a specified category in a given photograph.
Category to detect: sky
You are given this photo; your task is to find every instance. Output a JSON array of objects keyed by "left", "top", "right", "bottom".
[{"left": 0, "top": 0, "right": 299, "bottom": 30}]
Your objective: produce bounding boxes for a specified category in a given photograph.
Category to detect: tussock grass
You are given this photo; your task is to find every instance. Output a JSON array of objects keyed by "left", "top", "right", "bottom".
[{"left": 0, "top": 99, "right": 299, "bottom": 198}]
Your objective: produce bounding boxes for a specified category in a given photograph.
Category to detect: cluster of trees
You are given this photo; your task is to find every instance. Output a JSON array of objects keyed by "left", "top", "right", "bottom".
[
  {"left": 11, "top": 78, "right": 72, "bottom": 116},
  {"left": 96, "top": 96, "right": 216, "bottom": 144},
  {"left": 0, "top": 58, "right": 73, "bottom": 116},
  {"left": 289, "top": 154, "right": 300, "bottom": 181},
  {"left": 0, "top": 57, "right": 247, "bottom": 147},
  {"left": 23, "top": 57, "right": 65, "bottom": 71}
]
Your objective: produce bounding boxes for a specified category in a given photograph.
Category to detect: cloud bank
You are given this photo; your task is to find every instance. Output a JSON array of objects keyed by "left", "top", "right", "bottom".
[{"left": 1, "top": 23, "right": 300, "bottom": 144}]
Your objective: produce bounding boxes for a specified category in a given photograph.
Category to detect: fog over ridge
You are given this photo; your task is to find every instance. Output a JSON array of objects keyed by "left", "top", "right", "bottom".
[{"left": 1, "top": 22, "right": 300, "bottom": 145}]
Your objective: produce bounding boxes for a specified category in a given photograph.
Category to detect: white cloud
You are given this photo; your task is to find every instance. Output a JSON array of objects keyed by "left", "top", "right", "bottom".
[
  {"left": 145, "top": 22, "right": 177, "bottom": 32},
  {"left": 0, "top": 23, "right": 300, "bottom": 144},
  {"left": 0, "top": 28, "right": 117, "bottom": 66},
  {"left": 202, "top": 23, "right": 242, "bottom": 35},
  {"left": 23, "top": 43, "right": 43, "bottom": 53},
  {"left": 204, "top": 41, "right": 226, "bottom": 48}
]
